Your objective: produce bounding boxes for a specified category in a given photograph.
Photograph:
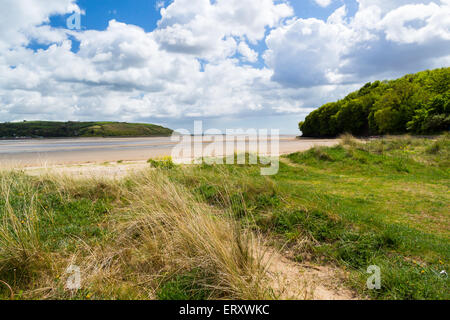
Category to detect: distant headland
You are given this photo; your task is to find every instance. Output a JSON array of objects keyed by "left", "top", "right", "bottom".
[{"left": 0, "top": 121, "right": 173, "bottom": 139}]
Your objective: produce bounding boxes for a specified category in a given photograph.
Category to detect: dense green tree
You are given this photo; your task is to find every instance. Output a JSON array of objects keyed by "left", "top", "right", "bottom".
[
  {"left": 300, "top": 67, "right": 450, "bottom": 137},
  {"left": 407, "top": 93, "right": 450, "bottom": 134}
]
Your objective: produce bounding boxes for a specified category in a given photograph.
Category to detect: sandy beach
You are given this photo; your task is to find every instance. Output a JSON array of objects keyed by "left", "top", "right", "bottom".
[{"left": 0, "top": 136, "right": 339, "bottom": 167}]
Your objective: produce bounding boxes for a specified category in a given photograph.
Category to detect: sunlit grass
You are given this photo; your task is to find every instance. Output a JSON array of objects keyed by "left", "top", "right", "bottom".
[{"left": 167, "top": 134, "right": 450, "bottom": 300}]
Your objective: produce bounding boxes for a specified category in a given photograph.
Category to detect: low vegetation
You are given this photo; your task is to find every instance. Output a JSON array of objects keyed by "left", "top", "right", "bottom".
[
  {"left": 168, "top": 134, "right": 450, "bottom": 300},
  {"left": 300, "top": 67, "right": 449, "bottom": 137},
  {"left": 0, "top": 135, "right": 448, "bottom": 300},
  {"left": 0, "top": 121, "right": 173, "bottom": 138}
]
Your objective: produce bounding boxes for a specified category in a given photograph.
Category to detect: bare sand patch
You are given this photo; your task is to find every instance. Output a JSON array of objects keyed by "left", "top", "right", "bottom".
[
  {"left": 23, "top": 161, "right": 150, "bottom": 179},
  {"left": 265, "top": 247, "right": 358, "bottom": 300}
]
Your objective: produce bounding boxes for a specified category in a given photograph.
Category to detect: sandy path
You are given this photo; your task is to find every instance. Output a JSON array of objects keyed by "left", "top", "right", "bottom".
[{"left": 266, "top": 248, "right": 358, "bottom": 300}]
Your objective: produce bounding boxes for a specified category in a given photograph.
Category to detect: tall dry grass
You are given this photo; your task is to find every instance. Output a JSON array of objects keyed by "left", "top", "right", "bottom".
[
  {"left": 0, "top": 173, "right": 42, "bottom": 273},
  {"left": 0, "top": 167, "right": 275, "bottom": 300},
  {"left": 110, "top": 169, "right": 271, "bottom": 299}
]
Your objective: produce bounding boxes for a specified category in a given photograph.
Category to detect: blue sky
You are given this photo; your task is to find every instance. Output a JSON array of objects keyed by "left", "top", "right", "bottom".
[
  {"left": 1, "top": 0, "right": 449, "bottom": 134},
  {"left": 49, "top": 1, "right": 359, "bottom": 32},
  {"left": 51, "top": 0, "right": 162, "bottom": 32}
]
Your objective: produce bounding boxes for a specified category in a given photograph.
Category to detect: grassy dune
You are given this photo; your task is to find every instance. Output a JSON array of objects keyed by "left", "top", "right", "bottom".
[
  {"left": 0, "top": 135, "right": 448, "bottom": 300},
  {"left": 0, "top": 170, "right": 269, "bottom": 300},
  {"left": 0, "top": 121, "right": 173, "bottom": 138}
]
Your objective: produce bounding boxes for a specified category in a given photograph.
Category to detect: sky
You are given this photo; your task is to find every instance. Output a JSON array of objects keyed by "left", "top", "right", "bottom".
[{"left": 0, "top": 0, "right": 449, "bottom": 134}]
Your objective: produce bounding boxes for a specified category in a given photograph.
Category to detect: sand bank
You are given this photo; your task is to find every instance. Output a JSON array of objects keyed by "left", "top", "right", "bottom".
[{"left": 0, "top": 136, "right": 339, "bottom": 171}]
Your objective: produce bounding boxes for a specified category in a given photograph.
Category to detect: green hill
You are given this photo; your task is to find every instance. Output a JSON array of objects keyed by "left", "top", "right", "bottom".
[
  {"left": 0, "top": 121, "right": 173, "bottom": 138},
  {"left": 300, "top": 67, "right": 450, "bottom": 137}
]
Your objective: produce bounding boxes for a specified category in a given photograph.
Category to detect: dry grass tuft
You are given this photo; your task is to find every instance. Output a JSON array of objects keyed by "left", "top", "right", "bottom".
[
  {"left": 339, "top": 133, "right": 360, "bottom": 148},
  {"left": 0, "top": 175, "right": 42, "bottom": 273},
  {"left": 111, "top": 169, "right": 272, "bottom": 299},
  {"left": 0, "top": 167, "right": 278, "bottom": 300}
]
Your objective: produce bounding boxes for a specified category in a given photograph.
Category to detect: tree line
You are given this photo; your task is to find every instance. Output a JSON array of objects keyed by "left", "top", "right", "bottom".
[{"left": 299, "top": 67, "right": 449, "bottom": 137}]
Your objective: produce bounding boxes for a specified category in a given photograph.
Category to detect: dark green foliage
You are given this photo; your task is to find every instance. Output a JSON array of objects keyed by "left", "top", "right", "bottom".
[
  {"left": 407, "top": 93, "right": 450, "bottom": 134},
  {"left": 272, "top": 209, "right": 345, "bottom": 243},
  {"left": 300, "top": 68, "right": 450, "bottom": 137},
  {"left": 0, "top": 121, "right": 173, "bottom": 138},
  {"left": 156, "top": 270, "right": 212, "bottom": 300}
]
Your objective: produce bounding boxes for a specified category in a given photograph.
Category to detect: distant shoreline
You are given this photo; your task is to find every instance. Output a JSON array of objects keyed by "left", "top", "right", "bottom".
[
  {"left": 0, "top": 136, "right": 339, "bottom": 167},
  {"left": 1, "top": 133, "right": 300, "bottom": 141},
  {"left": 0, "top": 134, "right": 173, "bottom": 141}
]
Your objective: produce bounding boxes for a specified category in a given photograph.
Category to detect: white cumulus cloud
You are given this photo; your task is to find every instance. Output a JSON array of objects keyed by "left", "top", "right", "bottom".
[
  {"left": 314, "top": 0, "right": 334, "bottom": 8},
  {"left": 264, "top": 0, "right": 450, "bottom": 87}
]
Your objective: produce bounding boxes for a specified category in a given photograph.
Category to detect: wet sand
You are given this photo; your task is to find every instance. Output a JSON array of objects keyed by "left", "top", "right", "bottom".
[{"left": 0, "top": 136, "right": 339, "bottom": 167}]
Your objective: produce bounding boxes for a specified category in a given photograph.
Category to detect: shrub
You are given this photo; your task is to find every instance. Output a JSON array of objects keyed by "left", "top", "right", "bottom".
[{"left": 147, "top": 156, "right": 175, "bottom": 169}]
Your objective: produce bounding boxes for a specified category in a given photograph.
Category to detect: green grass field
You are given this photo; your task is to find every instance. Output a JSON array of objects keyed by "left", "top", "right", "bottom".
[
  {"left": 167, "top": 134, "right": 449, "bottom": 299},
  {"left": 0, "top": 121, "right": 173, "bottom": 138},
  {"left": 0, "top": 135, "right": 448, "bottom": 300}
]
